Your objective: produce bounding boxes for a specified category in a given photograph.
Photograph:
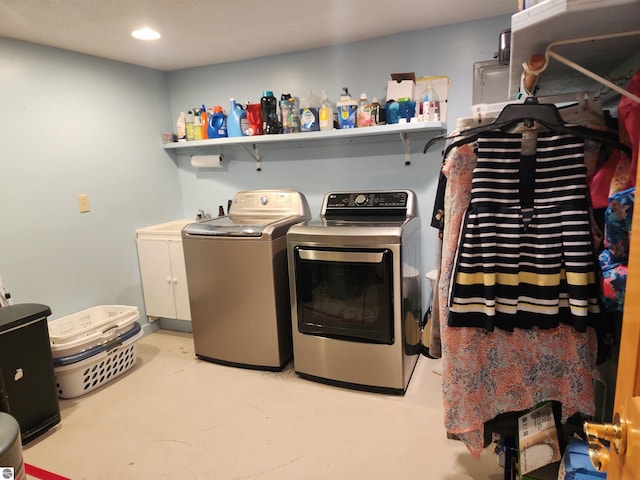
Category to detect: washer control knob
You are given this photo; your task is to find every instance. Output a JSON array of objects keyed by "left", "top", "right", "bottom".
[
  {"left": 354, "top": 194, "right": 368, "bottom": 206},
  {"left": 260, "top": 196, "right": 269, "bottom": 205}
]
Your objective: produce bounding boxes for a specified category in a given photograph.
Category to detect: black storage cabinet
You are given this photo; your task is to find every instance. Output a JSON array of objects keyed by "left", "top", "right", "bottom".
[{"left": 0, "top": 303, "right": 60, "bottom": 444}]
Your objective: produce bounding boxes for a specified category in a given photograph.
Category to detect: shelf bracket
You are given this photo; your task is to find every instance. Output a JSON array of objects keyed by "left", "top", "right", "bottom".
[
  {"left": 399, "top": 132, "right": 411, "bottom": 165},
  {"left": 240, "top": 143, "right": 262, "bottom": 171}
]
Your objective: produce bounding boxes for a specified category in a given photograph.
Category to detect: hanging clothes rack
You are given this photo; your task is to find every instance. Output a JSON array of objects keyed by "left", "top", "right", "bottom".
[{"left": 521, "top": 30, "right": 640, "bottom": 104}]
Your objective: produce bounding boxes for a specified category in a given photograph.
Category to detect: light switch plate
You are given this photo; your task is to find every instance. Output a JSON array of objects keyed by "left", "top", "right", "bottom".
[{"left": 78, "top": 194, "right": 90, "bottom": 213}]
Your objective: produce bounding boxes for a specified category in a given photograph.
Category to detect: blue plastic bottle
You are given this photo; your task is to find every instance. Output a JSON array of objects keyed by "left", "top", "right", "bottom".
[
  {"left": 227, "top": 98, "right": 247, "bottom": 137},
  {"left": 207, "top": 106, "right": 228, "bottom": 138}
]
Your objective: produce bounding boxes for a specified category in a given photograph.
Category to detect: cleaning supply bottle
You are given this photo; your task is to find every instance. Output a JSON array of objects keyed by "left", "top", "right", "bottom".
[
  {"left": 357, "top": 93, "right": 372, "bottom": 127},
  {"left": 319, "top": 90, "right": 334, "bottom": 131},
  {"left": 261, "top": 91, "right": 280, "bottom": 134},
  {"left": 200, "top": 105, "right": 208, "bottom": 139},
  {"left": 193, "top": 110, "right": 203, "bottom": 140},
  {"left": 424, "top": 81, "right": 440, "bottom": 122},
  {"left": 176, "top": 112, "right": 187, "bottom": 141},
  {"left": 336, "top": 88, "right": 357, "bottom": 129},
  {"left": 299, "top": 91, "right": 321, "bottom": 132},
  {"left": 207, "top": 105, "right": 228, "bottom": 138},
  {"left": 227, "top": 98, "right": 248, "bottom": 137},
  {"left": 185, "top": 110, "right": 195, "bottom": 140},
  {"left": 280, "top": 93, "right": 300, "bottom": 134},
  {"left": 371, "top": 98, "right": 383, "bottom": 126}
]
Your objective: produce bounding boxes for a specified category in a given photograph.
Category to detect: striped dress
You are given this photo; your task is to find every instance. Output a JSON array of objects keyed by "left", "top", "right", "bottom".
[{"left": 448, "top": 130, "right": 601, "bottom": 332}]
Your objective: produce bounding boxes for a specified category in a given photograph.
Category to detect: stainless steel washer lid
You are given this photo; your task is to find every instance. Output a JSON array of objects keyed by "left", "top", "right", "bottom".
[
  {"left": 183, "top": 189, "right": 311, "bottom": 239},
  {"left": 183, "top": 217, "right": 267, "bottom": 237}
]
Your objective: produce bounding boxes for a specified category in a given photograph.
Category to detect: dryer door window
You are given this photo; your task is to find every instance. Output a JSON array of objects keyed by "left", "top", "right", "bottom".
[{"left": 293, "top": 246, "right": 394, "bottom": 344}]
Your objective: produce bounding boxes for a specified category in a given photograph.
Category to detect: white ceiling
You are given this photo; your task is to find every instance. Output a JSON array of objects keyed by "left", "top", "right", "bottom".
[{"left": 0, "top": 0, "right": 517, "bottom": 71}]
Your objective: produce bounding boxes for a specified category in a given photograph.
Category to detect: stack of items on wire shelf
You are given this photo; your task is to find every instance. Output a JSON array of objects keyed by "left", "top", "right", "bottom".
[{"left": 423, "top": 66, "right": 640, "bottom": 479}]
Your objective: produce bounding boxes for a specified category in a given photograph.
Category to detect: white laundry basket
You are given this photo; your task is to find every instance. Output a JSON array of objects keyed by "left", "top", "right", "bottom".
[
  {"left": 48, "top": 305, "right": 139, "bottom": 358},
  {"left": 53, "top": 321, "right": 143, "bottom": 399}
]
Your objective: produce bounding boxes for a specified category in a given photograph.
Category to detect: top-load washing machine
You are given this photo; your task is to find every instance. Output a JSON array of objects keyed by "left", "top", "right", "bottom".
[
  {"left": 182, "top": 189, "right": 310, "bottom": 371},
  {"left": 286, "top": 190, "right": 422, "bottom": 394}
]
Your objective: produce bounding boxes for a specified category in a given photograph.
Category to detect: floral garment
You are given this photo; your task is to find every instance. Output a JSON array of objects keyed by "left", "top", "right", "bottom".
[{"left": 599, "top": 187, "right": 635, "bottom": 311}]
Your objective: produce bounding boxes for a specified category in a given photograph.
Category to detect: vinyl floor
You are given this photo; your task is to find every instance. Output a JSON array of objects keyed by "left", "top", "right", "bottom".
[{"left": 23, "top": 329, "right": 504, "bottom": 480}]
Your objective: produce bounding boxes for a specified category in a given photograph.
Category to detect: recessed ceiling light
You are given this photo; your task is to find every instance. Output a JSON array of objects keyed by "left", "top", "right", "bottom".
[{"left": 131, "top": 28, "right": 161, "bottom": 41}]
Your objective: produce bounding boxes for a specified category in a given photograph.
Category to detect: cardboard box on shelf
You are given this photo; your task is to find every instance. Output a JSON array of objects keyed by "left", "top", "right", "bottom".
[
  {"left": 517, "top": 402, "right": 562, "bottom": 480},
  {"left": 387, "top": 72, "right": 416, "bottom": 102}
]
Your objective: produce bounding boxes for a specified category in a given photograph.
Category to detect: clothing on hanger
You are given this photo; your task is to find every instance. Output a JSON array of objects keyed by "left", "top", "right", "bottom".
[
  {"left": 436, "top": 141, "right": 597, "bottom": 457},
  {"left": 447, "top": 129, "right": 601, "bottom": 332},
  {"left": 424, "top": 97, "right": 631, "bottom": 160}
]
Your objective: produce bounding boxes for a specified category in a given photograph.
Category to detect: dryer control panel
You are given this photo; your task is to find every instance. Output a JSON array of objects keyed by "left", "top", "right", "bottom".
[{"left": 322, "top": 190, "right": 416, "bottom": 218}]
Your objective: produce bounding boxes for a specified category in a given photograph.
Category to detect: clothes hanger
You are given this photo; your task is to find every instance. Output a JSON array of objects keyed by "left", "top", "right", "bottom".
[{"left": 423, "top": 97, "right": 631, "bottom": 159}]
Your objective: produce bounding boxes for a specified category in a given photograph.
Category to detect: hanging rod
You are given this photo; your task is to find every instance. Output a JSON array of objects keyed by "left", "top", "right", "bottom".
[{"left": 522, "top": 30, "right": 640, "bottom": 104}]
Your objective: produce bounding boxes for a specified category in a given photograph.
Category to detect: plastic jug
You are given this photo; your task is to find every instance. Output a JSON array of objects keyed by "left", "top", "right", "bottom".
[
  {"left": 207, "top": 106, "right": 228, "bottom": 138},
  {"left": 227, "top": 98, "right": 248, "bottom": 137},
  {"left": 299, "top": 91, "right": 321, "bottom": 132},
  {"left": 246, "top": 103, "right": 263, "bottom": 136}
]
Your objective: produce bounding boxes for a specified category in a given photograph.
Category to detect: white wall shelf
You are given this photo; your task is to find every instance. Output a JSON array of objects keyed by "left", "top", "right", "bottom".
[
  {"left": 508, "top": 0, "right": 640, "bottom": 100},
  {"left": 162, "top": 121, "right": 446, "bottom": 170}
]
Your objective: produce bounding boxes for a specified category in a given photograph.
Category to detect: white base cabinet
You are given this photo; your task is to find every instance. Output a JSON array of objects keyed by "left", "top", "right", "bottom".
[{"left": 136, "top": 220, "right": 193, "bottom": 322}]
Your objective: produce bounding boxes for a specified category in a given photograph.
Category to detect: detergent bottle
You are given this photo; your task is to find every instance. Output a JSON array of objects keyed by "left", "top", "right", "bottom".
[
  {"left": 200, "top": 105, "right": 208, "bottom": 139},
  {"left": 299, "top": 91, "right": 321, "bottom": 132},
  {"left": 193, "top": 110, "right": 204, "bottom": 140},
  {"left": 336, "top": 88, "right": 357, "bottom": 129},
  {"left": 227, "top": 98, "right": 248, "bottom": 137},
  {"left": 185, "top": 110, "right": 195, "bottom": 140},
  {"left": 261, "top": 91, "right": 280, "bottom": 134},
  {"left": 207, "top": 106, "right": 228, "bottom": 138}
]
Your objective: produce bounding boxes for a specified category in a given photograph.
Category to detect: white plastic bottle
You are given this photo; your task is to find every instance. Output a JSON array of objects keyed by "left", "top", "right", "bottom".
[
  {"left": 357, "top": 93, "right": 372, "bottom": 127},
  {"left": 424, "top": 82, "right": 440, "bottom": 122},
  {"left": 319, "top": 90, "right": 334, "bottom": 131},
  {"left": 299, "top": 91, "right": 321, "bottom": 132},
  {"left": 176, "top": 112, "right": 187, "bottom": 142},
  {"left": 336, "top": 88, "right": 357, "bottom": 129}
]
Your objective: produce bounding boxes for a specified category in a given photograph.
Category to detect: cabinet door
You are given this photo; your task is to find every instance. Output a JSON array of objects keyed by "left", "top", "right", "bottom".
[
  {"left": 136, "top": 238, "right": 176, "bottom": 319},
  {"left": 168, "top": 239, "right": 191, "bottom": 321}
]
